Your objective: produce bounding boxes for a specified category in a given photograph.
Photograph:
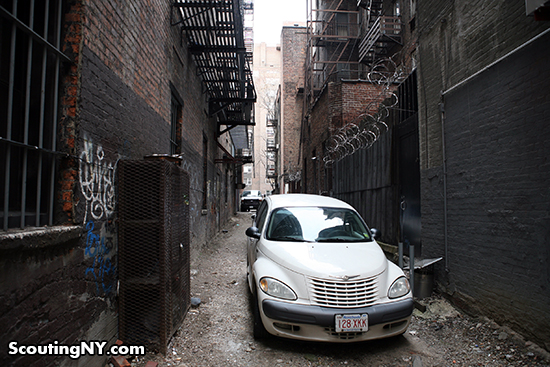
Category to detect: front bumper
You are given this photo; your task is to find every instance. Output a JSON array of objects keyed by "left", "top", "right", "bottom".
[{"left": 260, "top": 298, "right": 413, "bottom": 342}]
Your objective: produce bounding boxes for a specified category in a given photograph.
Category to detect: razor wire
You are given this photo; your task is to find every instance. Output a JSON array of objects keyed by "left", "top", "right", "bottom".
[{"left": 323, "top": 58, "right": 408, "bottom": 167}]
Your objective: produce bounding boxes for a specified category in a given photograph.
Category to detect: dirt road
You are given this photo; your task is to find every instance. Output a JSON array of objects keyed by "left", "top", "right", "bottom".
[{"left": 131, "top": 212, "right": 549, "bottom": 367}]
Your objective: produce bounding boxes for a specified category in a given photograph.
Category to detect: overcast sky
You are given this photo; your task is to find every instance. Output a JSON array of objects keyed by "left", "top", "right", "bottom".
[{"left": 253, "top": 0, "right": 307, "bottom": 45}]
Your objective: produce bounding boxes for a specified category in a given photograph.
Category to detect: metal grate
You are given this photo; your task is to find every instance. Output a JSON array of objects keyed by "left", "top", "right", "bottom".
[
  {"left": 308, "top": 276, "right": 379, "bottom": 308},
  {"left": 324, "top": 327, "right": 365, "bottom": 340},
  {"left": 1, "top": 0, "right": 69, "bottom": 230},
  {"left": 118, "top": 159, "right": 190, "bottom": 354}
]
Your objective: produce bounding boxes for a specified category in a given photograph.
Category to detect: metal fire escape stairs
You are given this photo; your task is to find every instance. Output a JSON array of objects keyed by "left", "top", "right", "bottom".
[
  {"left": 303, "top": 0, "right": 402, "bottom": 116},
  {"left": 171, "top": 0, "right": 256, "bottom": 164},
  {"left": 357, "top": 0, "right": 402, "bottom": 64}
]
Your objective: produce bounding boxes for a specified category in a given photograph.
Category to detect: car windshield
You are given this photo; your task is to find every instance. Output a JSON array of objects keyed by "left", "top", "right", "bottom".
[
  {"left": 243, "top": 190, "right": 261, "bottom": 197},
  {"left": 265, "top": 206, "right": 372, "bottom": 243}
]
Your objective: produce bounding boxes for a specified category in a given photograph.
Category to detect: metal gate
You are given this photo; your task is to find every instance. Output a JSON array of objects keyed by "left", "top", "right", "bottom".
[{"left": 118, "top": 158, "right": 190, "bottom": 354}]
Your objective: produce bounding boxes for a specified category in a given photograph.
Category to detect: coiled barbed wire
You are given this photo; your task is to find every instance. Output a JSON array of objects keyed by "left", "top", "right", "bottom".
[{"left": 323, "top": 58, "right": 407, "bottom": 166}]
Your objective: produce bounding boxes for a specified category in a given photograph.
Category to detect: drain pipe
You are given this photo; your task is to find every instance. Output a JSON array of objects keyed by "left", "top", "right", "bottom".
[{"left": 439, "top": 98, "right": 449, "bottom": 273}]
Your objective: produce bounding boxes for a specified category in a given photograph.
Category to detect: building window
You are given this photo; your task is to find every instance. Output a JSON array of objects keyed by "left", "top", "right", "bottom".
[
  {"left": 1, "top": 0, "right": 67, "bottom": 230},
  {"left": 170, "top": 87, "right": 183, "bottom": 155}
]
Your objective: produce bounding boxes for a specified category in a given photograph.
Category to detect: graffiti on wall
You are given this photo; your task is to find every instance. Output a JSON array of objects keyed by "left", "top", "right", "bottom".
[
  {"left": 79, "top": 136, "right": 117, "bottom": 296},
  {"left": 79, "top": 137, "right": 116, "bottom": 224},
  {"left": 84, "top": 221, "right": 116, "bottom": 295}
]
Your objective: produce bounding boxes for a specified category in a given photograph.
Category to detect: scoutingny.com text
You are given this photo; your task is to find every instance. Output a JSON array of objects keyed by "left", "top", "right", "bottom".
[{"left": 8, "top": 340, "right": 146, "bottom": 360}]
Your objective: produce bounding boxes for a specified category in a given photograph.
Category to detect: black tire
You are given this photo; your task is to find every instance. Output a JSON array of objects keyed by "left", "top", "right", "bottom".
[{"left": 251, "top": 290, "right": 270, "bottom": 339}]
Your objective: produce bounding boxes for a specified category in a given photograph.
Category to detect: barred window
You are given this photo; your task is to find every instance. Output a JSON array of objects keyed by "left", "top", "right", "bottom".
[{"left": 0, "top": 0, "right": 68, "bottom": 230}]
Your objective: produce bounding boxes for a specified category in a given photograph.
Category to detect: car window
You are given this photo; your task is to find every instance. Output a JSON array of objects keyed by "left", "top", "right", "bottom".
[
  {"left": 255, "top": 201, "right": 269, "bottom": 232},
  {"left": 265, "top": 207, "right": 371, "bottom": 242},
  {"left": 242, "top": 190, "right": 261, "bottom": 198}
]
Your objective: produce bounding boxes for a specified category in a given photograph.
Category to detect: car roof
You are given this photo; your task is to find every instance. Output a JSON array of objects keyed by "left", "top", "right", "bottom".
[{"left": 266, "top": 194, "right": 355, "bottom": 210}]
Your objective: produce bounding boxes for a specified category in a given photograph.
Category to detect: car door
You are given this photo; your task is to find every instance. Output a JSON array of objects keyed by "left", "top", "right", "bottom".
[{"left": 247, "top": 200, "right": 269, "bottom": 288}]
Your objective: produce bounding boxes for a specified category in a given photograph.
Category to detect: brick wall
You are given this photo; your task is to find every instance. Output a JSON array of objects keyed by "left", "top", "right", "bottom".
[
  {"left": 2, "top": 0, "right": 234, "bottom": 365},
  {"left": 417, "top": 0, "right": 550, "bottom": 350},
  {"left": 417, "top": 0, "right": 549, "bottom": 170},
  {"left": 303, "top": 81, "right": 393, "bottom": 194},
  {"left": 281, "top": 26, "right": 307, "bottom": 189}
]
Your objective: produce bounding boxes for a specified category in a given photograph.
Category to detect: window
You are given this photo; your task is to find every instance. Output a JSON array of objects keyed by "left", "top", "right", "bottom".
[
  {"left": 1, "top": 0, "right": 68, "bottom": 230},
  {"left": 255, "top": 201, "right": 268, "bottom": 232},
  {"left": 170, "top": 86, "right": 183, "bottom": 155}
]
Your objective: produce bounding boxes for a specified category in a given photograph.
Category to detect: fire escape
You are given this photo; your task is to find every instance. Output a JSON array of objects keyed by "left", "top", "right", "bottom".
[
  {"left": 357, "top": 0, "right": 402, "bottom": 64},
  {"left": 304, "top": 0, "right": 402, "bottom": 115},
  {"left": 171, "top": 0, "right": 256, "bottom": 164}
]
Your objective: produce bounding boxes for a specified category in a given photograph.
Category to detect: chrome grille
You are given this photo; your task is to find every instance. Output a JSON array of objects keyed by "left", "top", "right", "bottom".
[{"left": 308, "top": 276, "right": 379, "bottom": 308}]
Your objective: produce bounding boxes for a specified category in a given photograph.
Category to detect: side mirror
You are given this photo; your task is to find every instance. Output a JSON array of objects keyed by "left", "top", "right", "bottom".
[
  {"left": 246, "top": 226, "right": 261, "bottom": 239},
  {"left": 370, "top": 228, "right": 379, "bottom": 239}
]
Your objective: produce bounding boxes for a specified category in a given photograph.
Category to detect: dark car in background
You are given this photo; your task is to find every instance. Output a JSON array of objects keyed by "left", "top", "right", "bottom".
[{"left": 241, "top": 190, "right": 263, "bottom": 211}]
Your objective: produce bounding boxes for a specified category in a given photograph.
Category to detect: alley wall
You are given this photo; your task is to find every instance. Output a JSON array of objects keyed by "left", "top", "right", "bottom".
[
  {"left": 1, "top": 1, "right": 236, "bottom": 366},
  {"left": 416, "top": 0, "right": 550, "bottom": 350}
]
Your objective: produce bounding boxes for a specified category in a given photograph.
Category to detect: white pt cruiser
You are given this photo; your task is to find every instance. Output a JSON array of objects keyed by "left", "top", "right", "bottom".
[{"left": 245, "top": 194, "right": 413, "bottom": 342}]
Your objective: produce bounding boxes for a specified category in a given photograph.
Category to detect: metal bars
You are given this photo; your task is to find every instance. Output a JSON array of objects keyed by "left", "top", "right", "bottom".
[
  {"left": 1, "top": 0, "right": 65, "bottom": 230},
  {"left": 171, "top": 0, "right": 256, "bottom": 127}
]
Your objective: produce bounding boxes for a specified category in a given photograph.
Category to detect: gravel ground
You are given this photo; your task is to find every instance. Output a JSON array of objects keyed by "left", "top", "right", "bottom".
[{"left": 126, "top": 213, "right": 549, "bottom": 367}]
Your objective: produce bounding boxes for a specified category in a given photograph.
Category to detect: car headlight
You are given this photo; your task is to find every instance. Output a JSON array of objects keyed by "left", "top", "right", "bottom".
[
  {"left": 259, "top": 277, "right": 297, "bottom": 300},
  {"left": 388, "top": 276, "right": 410, "bottom": 299}
]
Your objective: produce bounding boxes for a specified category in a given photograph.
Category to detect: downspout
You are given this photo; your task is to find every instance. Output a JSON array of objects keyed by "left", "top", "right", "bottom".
[{"left": 439, "top": 97, "right": 449, "bottom": 272}]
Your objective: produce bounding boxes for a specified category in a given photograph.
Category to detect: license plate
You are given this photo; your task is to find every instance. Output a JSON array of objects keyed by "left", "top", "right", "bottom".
[{"left": 335, "top": 314, "right": 368, "bottom": 332}]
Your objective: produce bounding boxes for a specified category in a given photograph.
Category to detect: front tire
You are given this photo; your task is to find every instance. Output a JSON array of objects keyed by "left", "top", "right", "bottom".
[{"left": 252, "top": 290, "right": 270, "bottom": 339}]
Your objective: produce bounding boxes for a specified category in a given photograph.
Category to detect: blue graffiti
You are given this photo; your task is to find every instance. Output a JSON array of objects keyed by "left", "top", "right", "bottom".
[{"left": 85, "top": 221, "right": 116, "bottom": 295}]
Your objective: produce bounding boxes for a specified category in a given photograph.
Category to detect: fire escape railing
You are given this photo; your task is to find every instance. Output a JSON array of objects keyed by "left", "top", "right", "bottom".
[
  {"left": 358, "top": 15, "right": 402, "bottom": 63},
  {"left": 171, "top": 0, "right": 256, "bottom": 136}
]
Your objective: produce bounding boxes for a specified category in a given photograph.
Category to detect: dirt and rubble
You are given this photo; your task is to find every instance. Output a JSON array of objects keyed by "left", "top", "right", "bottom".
[{"left": 122, "top": 212, "right": 549, "bottom": 367}]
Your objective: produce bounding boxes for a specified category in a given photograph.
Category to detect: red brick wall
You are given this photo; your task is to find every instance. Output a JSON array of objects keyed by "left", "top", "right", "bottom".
[
  {"left": 281, "top": 26, "right": 307, "bottom": 190},
  {"left": 303, "top": 81, "right": 394, "bottom": 194}
]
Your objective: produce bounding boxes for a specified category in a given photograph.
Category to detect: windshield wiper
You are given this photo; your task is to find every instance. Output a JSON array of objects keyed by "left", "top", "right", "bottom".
[
  {"left": 269, "top": 236, "right": 312, "bottom": 242},
  {"left": 316, "top": 237, "right": 366, "bottom": 243},
  {"left": 316, "top": 237, "right": 349, "bottom": 242}
]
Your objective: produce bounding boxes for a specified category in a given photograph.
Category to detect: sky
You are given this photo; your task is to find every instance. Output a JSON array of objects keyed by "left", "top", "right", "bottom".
[{"left": 253, "top": 0, "right": 307, "bottom": 45}]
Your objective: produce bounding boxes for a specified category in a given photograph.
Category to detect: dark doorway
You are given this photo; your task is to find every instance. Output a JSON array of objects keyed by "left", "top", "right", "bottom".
[{"left": 397, "top": 113, "right": 421, "bottom": 257}]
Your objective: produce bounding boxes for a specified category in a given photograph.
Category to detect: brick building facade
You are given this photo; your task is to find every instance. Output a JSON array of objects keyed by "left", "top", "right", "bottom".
[
  {"left": 288, "top": 0, "right": 550, "bottom": 351},
  {"left": 416, "top": 0, "right": 550, "bottom": 350},
  {"left": 1, "top": 0, "right": 249, "bottom": 365},
  {"left": 280, "top": 25, "right": 307, "bottom": 193}
]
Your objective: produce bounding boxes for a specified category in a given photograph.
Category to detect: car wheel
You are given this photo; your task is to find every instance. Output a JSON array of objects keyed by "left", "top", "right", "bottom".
[{"left": 251, "top": 289, "right": 270, "bottom": 339}]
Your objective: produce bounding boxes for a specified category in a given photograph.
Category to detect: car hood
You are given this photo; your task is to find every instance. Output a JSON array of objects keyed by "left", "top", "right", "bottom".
[{"left": 259, "top": 240, "right": 387, "bottom": 278}]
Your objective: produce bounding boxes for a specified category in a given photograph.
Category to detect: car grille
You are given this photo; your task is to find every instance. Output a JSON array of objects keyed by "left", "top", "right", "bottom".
[{"left": 307, "top": 276, "right": 379, "bottom": 308}]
